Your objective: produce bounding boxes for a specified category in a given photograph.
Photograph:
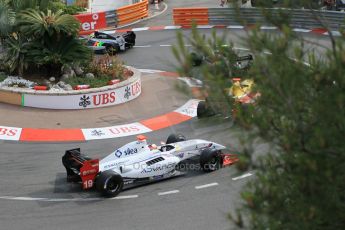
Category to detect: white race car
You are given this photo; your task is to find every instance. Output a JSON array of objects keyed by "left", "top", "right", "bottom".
[{"left": 62, "top": 134, "right": 238, "bottom": 197}]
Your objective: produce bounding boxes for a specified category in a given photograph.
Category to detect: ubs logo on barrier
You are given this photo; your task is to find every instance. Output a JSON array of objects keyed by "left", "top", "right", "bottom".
[
  {"left": 79, "top": 95, "right": 91, "bottom": 108},
  {"left": 78, "top": 92, "right": 116, "bottom": 108},
  {"left": 93, "top": 92, "right": 116, "bottom": 106}
]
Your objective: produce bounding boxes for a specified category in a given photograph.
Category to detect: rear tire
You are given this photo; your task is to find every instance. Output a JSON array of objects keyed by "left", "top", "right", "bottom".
[
  {"left": 166, "top": 133, "right": 186, "bottom": 144},
  {"left": 200, "top": 149, "right": 222, "bottom": 172},
  {"left": 96, "top": 170, "right": 123, "bottom": 197},
  {"left": 197, "top": 101, "right": 207, "bottom": 118}
]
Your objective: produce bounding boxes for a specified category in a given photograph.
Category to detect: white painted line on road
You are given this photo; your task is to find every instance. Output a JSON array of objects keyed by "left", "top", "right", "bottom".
[
  {"left": 0, "top": 196, "right": 47, "bottom": 201},
  {"left": 0, "top": 196, "right": 104, "bottom": 202},
  {"left": 139, "top": 69, "right": 164, "bottom": 73},
  {"left": 160, "top": 44, "right": 172, "bottom": 47},
  {"left": 133, "top": 45, "right": 151, "bottom": 48},
  {"left": 132, "top": 27, "right": 150, "bottom": 31},
  {"left": 232, "top": 172, "right": 253, "bottom": 181},
  {"left": 158, "top": 190, "right": 180, "bottom": 196},
  {"left": 260, "top": 26, "right": 278, "bottom": 30},
  {"left": 197, "top": 25, "right": 214, "bottom": 29},
  {"left": 233, "top": 47, "right": 250, "bottom": 51},
  {"left": 326, "top": 31, "right": 341, "bottom": 36},
  {"left": 227, "top": 25, "right": 245, "bottom": 29},
  {"left": 292, "top": 28, "right": 311, "bottom": 33},
  {"left": 111, "top": 195, "right": 139, "bottom": 200},
  {"left": 164, "top": 26, "right": 182, "bottom": 30},
  {"left": 195, "top": 182, "right": 219, "bottom": 190},
  {"left": 184, "top": 44, "right": 192, "bottom": 47}
]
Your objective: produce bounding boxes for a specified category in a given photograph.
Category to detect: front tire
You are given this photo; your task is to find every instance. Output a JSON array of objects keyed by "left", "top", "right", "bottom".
[
  {"left": 96, "top": 170, "right": 123, "bottom": 197},
  {"left": 166, "top": 133, "right": 186, "bottom": 144},
  {"left": 105, "top": 45, "right": 118, "bottom": 55},
  {"left": 200, "top": 149, "right": 222, "bottom": 172}
]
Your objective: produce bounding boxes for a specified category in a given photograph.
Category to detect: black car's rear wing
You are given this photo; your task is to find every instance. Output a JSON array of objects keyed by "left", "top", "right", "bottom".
[{"left": 62, "top": 148, "right": 99, "bottom": 190}]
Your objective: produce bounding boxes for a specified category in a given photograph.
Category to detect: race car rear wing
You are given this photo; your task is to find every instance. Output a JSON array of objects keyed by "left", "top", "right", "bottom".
[
  {"left": 80, "top": 159, "right": 99, "bottom": 190},
  {"left": 62, "top": 148, "right": 99, "bottom": 190}
]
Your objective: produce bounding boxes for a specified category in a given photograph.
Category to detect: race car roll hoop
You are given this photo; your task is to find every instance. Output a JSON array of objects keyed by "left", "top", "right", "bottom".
[{"left": 62, "top": 134, "right": 239, "bottom": 197}]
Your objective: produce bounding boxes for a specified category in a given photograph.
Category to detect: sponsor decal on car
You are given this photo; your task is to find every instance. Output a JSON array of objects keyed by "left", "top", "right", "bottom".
[
  {"left": 115, "top": 150, "right": 123, "bottom": 158},
  {"left": 103, "top": 160, "right": 127, "bottom": 169},
  {"left": 141, "top": 163, "right": 175, "bottom": 174},
  {"left": 124, "top": 148, "right": 138, "bottom": 156}
]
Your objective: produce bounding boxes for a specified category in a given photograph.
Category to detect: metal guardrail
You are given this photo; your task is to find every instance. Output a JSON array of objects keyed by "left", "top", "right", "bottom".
[
  {"left": 76, "top": 0, "right": 149, "bottom": 35},
  {"left": 174, "top": 7, "right": 345, "bottom": 31}
]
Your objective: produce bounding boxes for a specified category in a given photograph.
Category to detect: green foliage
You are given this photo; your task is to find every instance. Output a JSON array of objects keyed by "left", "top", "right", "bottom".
[
  {"left": 49, "top": 1, "right": 85, "bottom": 15},
  {"left": 0, "top": 0, "right": 15, "bottom": 37},
  {"left": 0, "top": 72, "right": 6, "bottom": 81},
  {"left": 3, "top": 35, "right": 30, "bottom": 75},
  {"left": 65, "top": 75, "right": 113, "bottom": 88},
  {"left": 17, "top": 9, "right": 80, "bottom": 38},
  {"left": 173, "top": 26, "right": 251, "bottom": 116},
  {"left": 174, "top": 2, "right": 345, "bottom": 229},
  {"left": 66, "top": 56, "right": 128, "bottom": 88},
  {"left": 0, "top": 0, "right": 91, "bottom": 78}
]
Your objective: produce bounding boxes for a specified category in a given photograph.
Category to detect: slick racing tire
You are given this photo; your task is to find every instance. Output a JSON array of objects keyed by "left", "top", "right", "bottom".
[
  {"left": 197, "top": 100, "right": 216, "bottom": 118},
  {"left": 197, "top": 101, "right": 207, "bottom": 118},
  {"left": 200, "top": 149, "right": 222, "bottom": 172},
  {"left": 96, "top": 170, "right": 123, "bottom": 197},
  {"left": 166, "top": 133, "right": 186, "bottom": 144},
  {"left": 105, "top": 45, "right": 119, "bottom": 55}
]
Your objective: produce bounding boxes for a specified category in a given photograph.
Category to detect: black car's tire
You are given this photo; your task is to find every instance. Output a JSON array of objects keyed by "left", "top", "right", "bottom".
[
  {"left": 166, "top": 133, "right": 186, "bottom": 144},
  {"left": 96, "top": 170, "right": 123, "bottom": 197},
  {"left": 197, "top": 101, "right": 207, "bottom": 118},
  {"left": 200, "top": 149, "right": 222, "bottom": 172},
  {"left": 105, "top": 45, "right": 118, "bottom": 55}
]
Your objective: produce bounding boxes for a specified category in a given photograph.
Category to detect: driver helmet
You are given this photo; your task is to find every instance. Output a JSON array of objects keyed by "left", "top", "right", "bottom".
[{"left": 149, "top": 144, "right": 157, "bottom": 150}]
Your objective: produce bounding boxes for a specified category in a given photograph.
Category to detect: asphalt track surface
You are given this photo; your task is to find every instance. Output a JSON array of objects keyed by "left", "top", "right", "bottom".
[{"left": 0, "top": 24, "right": 333, "bottom": 230}]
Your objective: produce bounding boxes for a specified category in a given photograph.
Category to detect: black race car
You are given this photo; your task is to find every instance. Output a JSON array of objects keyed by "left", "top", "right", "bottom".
[{"left": 81, "top": 31, "right": 136, "bottom": 55}]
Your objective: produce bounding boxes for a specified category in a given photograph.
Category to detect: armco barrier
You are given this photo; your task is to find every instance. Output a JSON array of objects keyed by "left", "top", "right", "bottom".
[
  {"left": 116, "top": 0, "right": 149, "bottom": 26},
  {"left": 75, "top": 0, "right": 149, "bottom": 34},
  {"left": 173, "top": 7, "right": 345, "bottom": 31},
  {"left": 173, "top": 8, "right": 209, "bottom": 26}
]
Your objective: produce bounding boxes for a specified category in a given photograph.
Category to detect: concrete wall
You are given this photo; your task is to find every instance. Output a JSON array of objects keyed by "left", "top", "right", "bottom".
[{"left": 0, "top": 91, "right": 21, "bottom": 106}]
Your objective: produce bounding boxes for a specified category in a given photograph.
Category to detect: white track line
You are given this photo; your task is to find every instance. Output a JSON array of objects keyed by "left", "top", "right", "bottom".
[
  {"left": 0, "top": 196, "right": 103, "bottom": 202},
  {"left": 232, "top": 172, "right": 253, "bottom": 181},
  {"left": 196, "top": 25, "right": 215, "bottom": 29},
  {"left": 158, "top": 190, "right": 180, "bottom": 196},
  {"left": 195, "top": 182, "right": 219, "bottom": 190},
  {"left": 260, "top": 26, "right": 278, "bottom": 30},
  {"left": 0, "top": 195, "right": 138, "bottom": 202},
  {"left": 138, "top": 69, "right": 164, "bottom": 73},
  {"left": 292, "top": 28, "right": 311, "bottom": 33},
  {"left": 132, "top": 27, "right": 150, "bottom": 31},
  {"left": 227, "top": 25, "right": 245, "bottom": 29},
  {"left": 133, "top": 45, "right": 151, "bottom": 48},
  {"left": 111, "top": 195, "right": 139, "bottom": 200},
  {"left": 159, "top": 44, "right": 172, "bottom": 47},
  {"left": 164, "top": 25, "right": 182, "bottom": 30}
]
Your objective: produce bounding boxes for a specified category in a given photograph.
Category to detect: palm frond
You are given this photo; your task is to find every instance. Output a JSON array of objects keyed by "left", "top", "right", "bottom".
[
  {"left": 17, "top": 8, "right": 80, "bottom": 38},
  {"left": 0, "top": 0, "right": 15, "bottom": 37}
]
